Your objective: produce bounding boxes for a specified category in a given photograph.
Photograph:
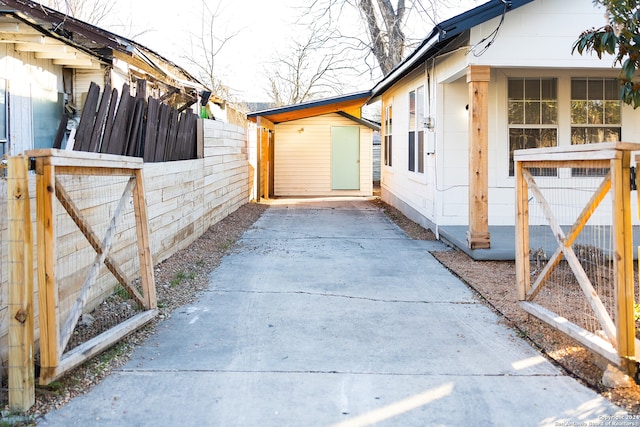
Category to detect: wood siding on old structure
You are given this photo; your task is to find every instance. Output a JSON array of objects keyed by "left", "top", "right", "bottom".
[
  {"left": 0, "top": 119, "right": 252, "bottom": 366},
  {"left": 274, "top": 113, "right": 373, "bottom": 197}
]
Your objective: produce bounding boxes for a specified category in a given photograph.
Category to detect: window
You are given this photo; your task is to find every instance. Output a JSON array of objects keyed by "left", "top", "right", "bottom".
[
  {"left": 571, "top": 78, "right": 620, "bottom": 176},
  {"left": 508, "top": 78, "right": 558, "bottom": 176},
  {"left": 384, "top": 104, "right": 393, "bottom": 166},
  {"left": 408, "top": 86, "right": 425, "bottom": 173},
  {"left": 408, "top": 90, "right": 415, "bottom": 171},
  {"left": 0, "top": 79, "right": 6, "bottom": 157}
]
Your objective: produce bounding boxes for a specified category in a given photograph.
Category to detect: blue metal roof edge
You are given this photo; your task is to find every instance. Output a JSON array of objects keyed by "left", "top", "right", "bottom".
[
  {"left": 370, "top": 0, "right": 535, "bottom": 99},
  {"left": 336, "top": 111, "right": 381, "bottom": 131},
  {"left": 247, "top": 90, "right": 372, "bottom": 118}
]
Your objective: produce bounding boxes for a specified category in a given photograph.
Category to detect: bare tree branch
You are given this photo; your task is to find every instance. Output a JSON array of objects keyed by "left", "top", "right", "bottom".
[
  {"left": 179, "top": 0, "right": 241, "bottom": 100},
  {"left": 303, "top": 0, "right": 481, "bottom": 76},
  {"left": 266, "top": 23, "right": 357, "bottom": 105},
  {"left": 41, "top": 0, "right": 117, "bottom": 26}
]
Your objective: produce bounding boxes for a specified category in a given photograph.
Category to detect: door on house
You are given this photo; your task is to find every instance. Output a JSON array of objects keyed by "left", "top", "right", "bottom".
[{"left": 331, "top": 126, "right": 360, "bottom": 190}]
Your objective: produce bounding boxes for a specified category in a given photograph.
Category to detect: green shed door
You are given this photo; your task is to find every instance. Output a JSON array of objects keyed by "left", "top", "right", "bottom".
[{"left": 331, "top": 126, "right": 360, "bottom": 190}]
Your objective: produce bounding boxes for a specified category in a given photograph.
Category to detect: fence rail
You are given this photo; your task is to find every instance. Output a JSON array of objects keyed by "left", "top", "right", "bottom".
[{"left": 515, "top": 142, "right": 640, "bottom": 379}]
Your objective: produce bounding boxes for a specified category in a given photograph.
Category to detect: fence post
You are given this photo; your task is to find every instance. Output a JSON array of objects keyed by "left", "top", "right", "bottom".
[
  {"left": 611, "top": 151, "right": 637, "bottom": 379},
  {"left": 515, "top": 159, "right": 530, "bottom": 301},
  {"left": 35, "top": 158, "right": 59, "bottom": 384},
  {"left": 7, "top": 155, "right": 35, "bottom": 411}
]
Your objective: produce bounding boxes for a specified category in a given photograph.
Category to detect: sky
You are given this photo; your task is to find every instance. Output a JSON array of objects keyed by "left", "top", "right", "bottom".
[{"left": 99, "top": 0, "right": 483, "bottom": 102}]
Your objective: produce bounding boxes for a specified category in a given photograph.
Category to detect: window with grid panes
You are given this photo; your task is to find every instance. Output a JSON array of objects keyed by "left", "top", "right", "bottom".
[
  {"left": 571, "top": 78, "right": 620, "bottom": 176},
  {"left": 508, "top": 78, "right": 558, "bottom": 177}
]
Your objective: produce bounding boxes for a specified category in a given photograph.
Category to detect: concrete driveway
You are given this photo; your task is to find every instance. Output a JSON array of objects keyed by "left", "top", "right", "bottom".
[{"left": 39, "top": 198, "right": 626, "bottom": 426}]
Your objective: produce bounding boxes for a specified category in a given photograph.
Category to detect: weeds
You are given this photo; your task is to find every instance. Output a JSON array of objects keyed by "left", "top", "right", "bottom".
[{"left": 170, "top": 271, "right": 196, "bottom": 287}]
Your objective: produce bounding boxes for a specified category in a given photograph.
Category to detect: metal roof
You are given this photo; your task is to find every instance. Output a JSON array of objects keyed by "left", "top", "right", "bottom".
[
  {"left": 247, "top": 91, "right": 372, "bottom": 124},
  {"left": 370, "top": 0, "right": 535, "bottom": 99},
  {"left": 0, "top": 0, "right": 204, "bottom": 91}
]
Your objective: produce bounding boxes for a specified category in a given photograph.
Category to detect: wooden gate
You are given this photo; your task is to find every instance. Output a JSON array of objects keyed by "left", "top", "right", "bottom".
[
  {"left": 28, "top": 149, "right": 157, "bottom": 385},
  {"left": 515, "top": 142, "right": 640, "bottom": 379}
]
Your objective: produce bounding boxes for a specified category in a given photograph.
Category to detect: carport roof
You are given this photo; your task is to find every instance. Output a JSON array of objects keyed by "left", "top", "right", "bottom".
[{"left": 247, "top": 91, "right": 372, "bottom": 124}]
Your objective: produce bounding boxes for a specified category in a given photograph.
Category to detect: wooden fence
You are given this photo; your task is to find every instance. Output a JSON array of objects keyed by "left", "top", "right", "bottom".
[
  {"left": 1, "top": 118, "right": 253, "bottom": 410},
  {"left": 54, "top": 82, "right": 199, "bottom": 162},
  {"left": 515, "top": 142, "right": 640, "bottom": 379},
  {"left": 28, "top": 150, "right": 157, "bottom": 386}
]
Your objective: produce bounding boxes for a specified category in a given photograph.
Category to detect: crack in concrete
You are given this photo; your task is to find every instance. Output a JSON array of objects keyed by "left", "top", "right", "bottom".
[
  {"left": 207, "top": 288, "right": 478, "bottom": 305},
  {"left": 115, "top": 368, "right": 562, "bottom": 377}
]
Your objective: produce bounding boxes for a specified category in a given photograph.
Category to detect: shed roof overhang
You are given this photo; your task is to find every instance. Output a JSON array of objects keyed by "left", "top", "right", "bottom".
[
  {"left": 247, "top": 91, "right": 372, "bottom": 124},
  {"left": 369, "top": 0, "right": 535, "bottom": 101}
]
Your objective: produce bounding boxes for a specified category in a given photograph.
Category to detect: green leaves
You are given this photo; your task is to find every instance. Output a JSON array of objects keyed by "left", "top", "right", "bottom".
[{"left": 574, "top": 0, "right": 640, "bottom": 108}]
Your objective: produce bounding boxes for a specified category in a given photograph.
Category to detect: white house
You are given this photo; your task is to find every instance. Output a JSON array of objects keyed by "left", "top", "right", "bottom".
[{"left": 370, "top": 0, "right": 640, "bottom": 256}]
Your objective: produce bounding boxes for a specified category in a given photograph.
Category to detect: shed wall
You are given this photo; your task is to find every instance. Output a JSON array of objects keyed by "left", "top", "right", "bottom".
[{"left": 274, "top": 113, "right": 373, "bottom": 197}]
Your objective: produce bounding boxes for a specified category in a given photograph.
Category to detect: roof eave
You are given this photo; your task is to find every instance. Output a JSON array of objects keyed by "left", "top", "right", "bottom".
[
  {"left": 369, "top": 0, "right": 536, "bottom": 100},
  {"left": 248, "top": 90, "right": 371, "bottom": 118}
]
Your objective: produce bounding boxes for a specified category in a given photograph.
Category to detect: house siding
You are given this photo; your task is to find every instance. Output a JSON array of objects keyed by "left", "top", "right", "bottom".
[
  {"left": 380, "top": 0, "right": 640, "bottom": 230},
  {"left": 274, "top": 113, "right": 373, "bottom": 197},
  {"left": 0, "top": 44, "right": 62, "bottom": 154}
]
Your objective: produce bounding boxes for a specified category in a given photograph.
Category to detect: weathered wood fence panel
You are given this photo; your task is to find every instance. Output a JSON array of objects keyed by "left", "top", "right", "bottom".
[{"left": 57, "top": 82, "right": 199, "bottom": 162}]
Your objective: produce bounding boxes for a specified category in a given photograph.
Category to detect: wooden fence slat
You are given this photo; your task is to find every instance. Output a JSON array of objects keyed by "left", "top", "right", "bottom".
[
  {"left": 166, "top": 109, "right": 180, "bottom": 161},
  {"left": 75, "top": 82, "right": 101, "bottom": 152},
  {"left": 176, "top": 112, "right": 190, "bottom": 160},
  {"left": 521, "top": 301, "right": 620, "bottom": 365},
  {"left": 515, "top": 159, "right": 530, "bottom": 301},
  {"left": 184, "top": 113, "right": 197, "bottom": 160},
  {"left": 108, "top": 84, "right": 132, "bottom": 156},
  {"left": 144, "top": 97, "right": 160, "bottom": 162},
  {"left": 611, "top": 153, "right": 637, "bottom": 378},
  {"left": 7, "top": 155, "right": 35, "bottom": 410},
  {"left": 126, "top": 98, "right": 145, "bottom": 158},
  {"left": 155, "top": 103, "right": 171, "bottom": 162},
  {"left": 88, "top": 84, "right": 113, "bottom": 153},
  {"left": 52, "top": 113, "right": 69, "bottom": 150},
  {"left": 100, "top": 87, "right": 119, "bottom": 154}
]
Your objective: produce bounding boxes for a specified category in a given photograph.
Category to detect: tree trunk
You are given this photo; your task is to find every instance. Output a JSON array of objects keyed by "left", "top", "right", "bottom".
[{"left": 359, "top": 0, "right": 406, "bottom": 75}]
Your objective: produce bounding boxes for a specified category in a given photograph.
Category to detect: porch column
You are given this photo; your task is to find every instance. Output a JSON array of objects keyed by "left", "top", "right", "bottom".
[{"left": 466, "top": 65, "right": 491, "bottom": 249}]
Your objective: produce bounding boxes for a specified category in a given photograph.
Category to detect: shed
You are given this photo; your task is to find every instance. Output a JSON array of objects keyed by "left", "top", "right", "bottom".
[{"left": 248, "top": 92, "right": 379, "bottom": 198}]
